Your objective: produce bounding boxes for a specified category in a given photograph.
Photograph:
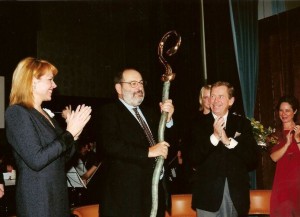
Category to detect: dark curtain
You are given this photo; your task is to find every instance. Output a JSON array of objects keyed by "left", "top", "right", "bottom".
[
  {"left": 204, "top": 0, "right": 244, "bottom": 115},
  {"left": 228, "top": 0, "right": 259, "bottom": 189}
]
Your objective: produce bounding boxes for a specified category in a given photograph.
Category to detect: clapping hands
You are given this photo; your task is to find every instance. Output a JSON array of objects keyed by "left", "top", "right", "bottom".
[
  {"left": 66, "top": 104, "right": 92, "bottom": 140},
  {"left": 62, "top": 105, "right": 72, "bottom": 120}
]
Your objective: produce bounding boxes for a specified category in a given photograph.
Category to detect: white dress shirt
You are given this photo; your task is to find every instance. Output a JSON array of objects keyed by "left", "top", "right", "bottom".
[{"left": 210, "top": 112, "right": 238, "bottom": 149}]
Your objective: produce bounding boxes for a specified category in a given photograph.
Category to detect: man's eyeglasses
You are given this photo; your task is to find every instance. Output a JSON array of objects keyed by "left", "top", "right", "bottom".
[{"left": 119, "top": 80, "right": 147, "bottom": 88}]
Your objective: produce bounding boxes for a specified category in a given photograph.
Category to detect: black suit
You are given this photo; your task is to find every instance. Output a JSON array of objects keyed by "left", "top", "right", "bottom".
[
  {"left": 98, "top": 100, "right": 170, "bottom": 217},
  {"left": 190, "top": 112, "right": 259, "bottom": 215}
]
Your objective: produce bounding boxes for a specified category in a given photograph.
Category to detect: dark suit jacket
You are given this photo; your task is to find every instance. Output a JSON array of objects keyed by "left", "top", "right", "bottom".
[
  {"left": 98, "top": 100, "right": 171, "bottom": 217},
  {"left": 5, "top": 105, "right": 75, "bottom": 217},
  {"left": 190, "top": 112, "right": 259, "bottom": 215}
]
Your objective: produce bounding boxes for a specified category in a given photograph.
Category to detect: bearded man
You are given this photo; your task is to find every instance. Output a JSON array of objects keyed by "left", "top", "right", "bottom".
[{"left": 98, "top": 68, "right": 174, "bottom": 217}]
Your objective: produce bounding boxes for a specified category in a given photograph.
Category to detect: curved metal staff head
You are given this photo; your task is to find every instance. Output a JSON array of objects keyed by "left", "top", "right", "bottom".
[
  {"left": 151, "top": 30, "right": 181, "bottom": 217},
  {"left": 158, "top": 30, "right": 181, "bottom": 82}
]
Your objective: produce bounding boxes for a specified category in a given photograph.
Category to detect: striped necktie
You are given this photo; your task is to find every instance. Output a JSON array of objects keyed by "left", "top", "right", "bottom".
[
  {"left": 133, "top": 108, "right": 156, "bottom": 146},
  {"left": 133, "top": 108, "right": 164, "bottom": 179}
]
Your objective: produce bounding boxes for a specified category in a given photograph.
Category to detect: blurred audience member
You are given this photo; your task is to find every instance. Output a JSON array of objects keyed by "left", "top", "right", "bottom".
[
  {"left": 67, "top": 135, "right": 101, "bottom": 206},
  {"left": 0, "top": 151, "right": 15, "bottom": 174},
  {"left": 74, "top": 138, "right": 100, "bottom": 184}
]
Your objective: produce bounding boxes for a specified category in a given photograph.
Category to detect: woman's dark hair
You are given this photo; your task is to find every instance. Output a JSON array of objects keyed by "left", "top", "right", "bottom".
[{"left": 276, "top": 95, "right": 299, "bottom": 121}]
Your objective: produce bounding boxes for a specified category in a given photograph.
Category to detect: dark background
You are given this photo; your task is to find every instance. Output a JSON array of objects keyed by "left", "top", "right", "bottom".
[
  {"left": 2, "top": 1, "right": 299, "bottom": 193},
  {"left": 0, "top": 2, "right": 245, "bottom": 213},
  {"left": 0, "top": 0, "right": 243, "bottom": 150}
]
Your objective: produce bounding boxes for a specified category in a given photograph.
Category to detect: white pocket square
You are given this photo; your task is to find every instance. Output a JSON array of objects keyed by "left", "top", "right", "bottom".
[{"left": 234, "top": 132, "right": 241, "bottom": 138}]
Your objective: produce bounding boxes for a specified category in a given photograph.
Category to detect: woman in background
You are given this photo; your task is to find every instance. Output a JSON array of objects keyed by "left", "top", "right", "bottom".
[
  {"left": 5, "top": 57, "right": 92, "bottom": 217},
  {"left": 198, "top": 84, "right": 211, "bottom": 115},
  {"left": 270, "top": 95, "right": 300, "bottom": 217},
  {"left": 180, "top": 84, "right": 212, "bottom": 194}
]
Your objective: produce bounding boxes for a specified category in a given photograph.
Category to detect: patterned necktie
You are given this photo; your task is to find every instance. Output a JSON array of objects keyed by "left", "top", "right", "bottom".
[
  {"left": 133, "top": 108, "right": 156, "bottom": 146},
  {"left": 133, "top": 108, "right": 164, "bottom": 179}
]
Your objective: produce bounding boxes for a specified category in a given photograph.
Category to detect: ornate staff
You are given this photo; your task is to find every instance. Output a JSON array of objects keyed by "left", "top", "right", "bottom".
[{"left": 150, "top": 30, "right": 181, "bottom": 217}]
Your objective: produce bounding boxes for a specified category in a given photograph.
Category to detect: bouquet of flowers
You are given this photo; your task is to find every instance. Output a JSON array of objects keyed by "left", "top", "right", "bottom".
[{"left": 250, "top": 118, "right": 278, "bottom": 149}]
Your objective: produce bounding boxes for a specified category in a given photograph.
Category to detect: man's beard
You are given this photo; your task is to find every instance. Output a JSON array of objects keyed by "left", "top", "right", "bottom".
[{"left": 123, "top": 90, "right": 144, "bottom": 107}]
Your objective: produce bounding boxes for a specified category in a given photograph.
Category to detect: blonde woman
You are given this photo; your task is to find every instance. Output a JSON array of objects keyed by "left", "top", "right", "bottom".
[
  {"left": 5, "top": 57, "right": 92, "bottom": 217},
  {"left": 199, "top": 84, "right": 211, "bottom": 115}
]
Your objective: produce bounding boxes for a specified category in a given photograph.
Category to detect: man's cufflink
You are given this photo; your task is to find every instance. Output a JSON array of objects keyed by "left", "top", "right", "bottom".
[{"left": 225, "top": 138, "right": 231, "bottom": 147}]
